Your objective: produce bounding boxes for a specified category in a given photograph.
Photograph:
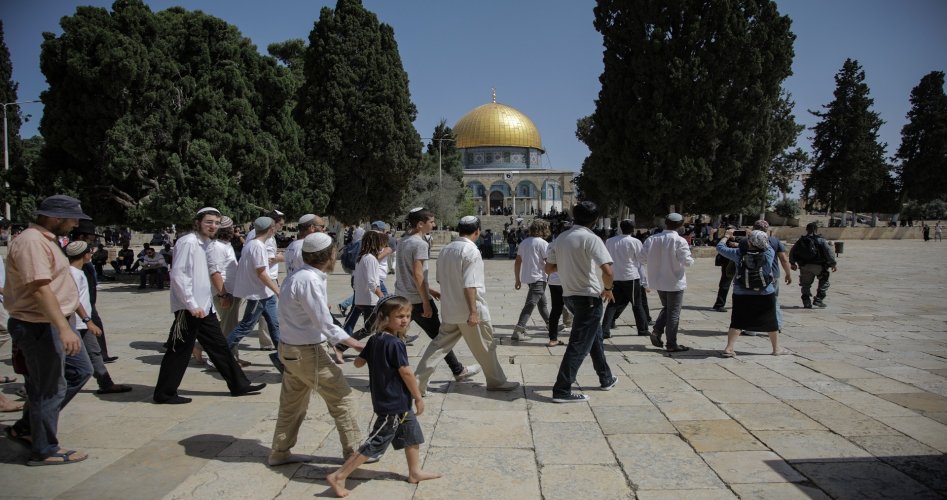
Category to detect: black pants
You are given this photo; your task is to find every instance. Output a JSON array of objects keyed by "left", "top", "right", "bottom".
[
  {"left": 602, "top": 279, "right": 649, "bottom": 337},
  {"left": 713, "top": 264, "right": 733, "bottom": 309},
  {"left": 154, "top": 310, "right": 252, "bottom": 401},
  {"left": 411, "top": 300, "right": 464, "bottom": 376},
  {"left": 91, "top": 309, "right": 111, "bottom": 359},
  {"left": 548, "top": 284, "right": 564, "bottom": 341}
]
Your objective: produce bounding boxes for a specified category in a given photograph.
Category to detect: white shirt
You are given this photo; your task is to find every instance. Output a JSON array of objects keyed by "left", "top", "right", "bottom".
[
  {"left": 546, "top": 225, "right": 613, "bottom": 297},
  {"left": 353, "top": 253, "right": 381, "bottom": 306},
  {"left": 436, "top": 237, "right": 491, "bottom": 324},
  {"left": 278, "top": 265, "right": 351, "bottom": 346},
  {"left": 284, "top": 239, "right": 304, "bottom": 277},
  {"left": 246, "top": 228, "right": 279, "bottom": 280},
  {"left": 605, "top": 234, "right": 644, "bottom": 282},
  {"left": 232, "top": 239, "right": 274, "bottom": 300},
  {"left": 206, "top": 240, "right": 238, "bottom": 293},
  {"left": 170, "top": 232, "right": 214, "bottom": 314},
  {"left": 640, "top": 230, "right": 694, "bottom": 291},
  {"left": 516, "top": 236, "right": 549, "bottom": 284},
  {"left": 394, "top": 233, "right": 429, "bottom": 304},
  {"left": 69, "top": 267, "right": 91, "bottom": 331},
  {"left": 353, "top": 226, "right": 365, "bottom": 242}
]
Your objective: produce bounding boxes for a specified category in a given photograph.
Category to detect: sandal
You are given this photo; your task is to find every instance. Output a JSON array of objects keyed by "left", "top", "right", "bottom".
[
  {"left": 237, "top": 359, "right": 252, "bottom": 368},
  {"left": 4, "top": 426, "right": 32, "bottom": 447},
  {"left": 1, "top": 376, "right": 16, "bottom": 384},
  {"left": 665, "top": 345, "right": 691, "bottom": 353},
  {"left": 96, "top": 384, "right": 133, "bottom": 395},
  {"left": 546, "top": 340, "right": 565, "bottom": 347},
  {"left": 27, "top": 449, "right": 88, "bottom": 466},
  {"left": 720, "top": 351, "right": 736, "bottom": 358},
  {"left": 0, "top": 401, "right": 24, "bottom": 412}
]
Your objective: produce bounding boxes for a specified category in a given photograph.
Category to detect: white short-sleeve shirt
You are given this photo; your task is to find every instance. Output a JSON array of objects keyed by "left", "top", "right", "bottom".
[
  {"left": 516, "top": 236, "right": 549, "bottom": 284},
  {"left": 436, "top": 237, "right": 490, "bottom": 324},
  {"left": 546, "top": 226, "right": 613, "bottom": 297},
  {"left": 232, "top": 239, "right": 274, "bottom": 300}
]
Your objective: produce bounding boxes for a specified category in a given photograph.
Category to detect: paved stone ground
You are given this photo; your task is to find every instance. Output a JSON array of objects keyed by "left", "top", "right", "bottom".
[{"left": 1, "top": 240, "right": 946, "bottom": 499}]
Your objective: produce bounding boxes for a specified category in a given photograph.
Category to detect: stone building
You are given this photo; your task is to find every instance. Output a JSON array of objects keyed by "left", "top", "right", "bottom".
[{"left": 455, "top": 92, "right": 575, "bottom": 216}]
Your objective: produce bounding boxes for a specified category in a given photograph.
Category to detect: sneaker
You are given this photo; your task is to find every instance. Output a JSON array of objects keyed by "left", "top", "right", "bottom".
[
  {"left": 486, "top": 381, "right": 520, "bottom": 392},
  {"left": 511, "top": 327, "right": 531, "bottom": 341},
  {"left": 600, "top": 377, "right": 618, "bottom": 391},
  {"left": 813, "top": 301, "right": 827, "bottom": 308},
  {"left": 552, "top": 393, "right": 590, "bottom": 403},
  {"left": 649, "top": 332, "right": 664, "bottom": 348},
  {"left": 454, "top": 364, "right": 481, "bottom": 381},
  {"left": 405, "top": 334, "right": 420, "bottom": 345},
  {"left": 337, "top": 304, "right": 348, "bottom": 317}
]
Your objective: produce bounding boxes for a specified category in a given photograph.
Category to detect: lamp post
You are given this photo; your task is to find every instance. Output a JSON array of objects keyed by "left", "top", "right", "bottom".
[
  {"left": 3, "top": 99, "right": 41, "bottom": 220},
  {"left": 421, "top": 137, "right": 456, "bottom": 189}
]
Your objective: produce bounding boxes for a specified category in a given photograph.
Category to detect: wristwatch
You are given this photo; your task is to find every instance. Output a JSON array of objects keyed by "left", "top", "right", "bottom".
[
  {"left": 81, "top": 316, "right": 92, "bottom": 323},
  {"left": 603, "top": 287, "right": 613, "bottom": 291}
]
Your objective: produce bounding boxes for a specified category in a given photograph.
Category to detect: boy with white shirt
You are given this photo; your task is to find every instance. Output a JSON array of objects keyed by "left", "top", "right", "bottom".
[
  {"left": 512, "top": 219, "right": 551, "bottom": 341},
  {"left": 227, "top": 216, "right": 283, "bottom": 371},
  {"left": 601, "top": 220, "right": 649, "bottom": 338}
]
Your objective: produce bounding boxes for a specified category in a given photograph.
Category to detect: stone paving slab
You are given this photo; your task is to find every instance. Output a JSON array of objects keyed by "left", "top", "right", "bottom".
[{"left": 0, "top": 240, "right": 945, "bottom": 499}]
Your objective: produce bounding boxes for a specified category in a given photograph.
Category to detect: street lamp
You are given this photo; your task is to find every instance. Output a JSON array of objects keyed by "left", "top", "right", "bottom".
[
  {"left": 421, "top": 137, "right": 456, "bottom": 189},
  {"left": 3, "top": 99, "right": 41, "bottom": 220}
]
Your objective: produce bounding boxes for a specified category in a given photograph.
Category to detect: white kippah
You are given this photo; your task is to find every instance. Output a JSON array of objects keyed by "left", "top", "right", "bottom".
[
  {"left": 65, "top": 241, "right": 89, "bottom": 257},
  {"left": 197, "top": 207, "right": 220, "bottom": 216},
  {"left": 298, "top": 214, "right": 316, "bottom": 225},
  {"left": 302, "top": 232, "right": 333, "bottom": 252},
  {"left": 409, "top": 207, "right": 424, "bottom": 213},
  {"left": 459, "top": 216, "right": 479, "bottom": 224}
]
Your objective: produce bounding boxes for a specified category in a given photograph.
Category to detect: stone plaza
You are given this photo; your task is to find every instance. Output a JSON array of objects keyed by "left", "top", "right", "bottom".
[{"left": 1, "top": 239, "right": 946, "bottom": 499}]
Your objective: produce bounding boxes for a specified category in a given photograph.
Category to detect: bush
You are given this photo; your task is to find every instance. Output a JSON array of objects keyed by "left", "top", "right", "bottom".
[{"left": 773, "top": 198, "right": 800, "bottom": 218}]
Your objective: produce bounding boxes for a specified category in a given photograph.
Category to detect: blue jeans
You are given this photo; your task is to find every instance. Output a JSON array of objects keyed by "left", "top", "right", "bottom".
[
  {"left": 9, "top": 318, "right": 93, "bottom": 458},
  {"left": 552, "top": 296, "right": 613, "bottom": 397},
  {"left": 340, "top": 280, "right": 387, "bottom": 310},
  {"left": 227, "top": 296, "right": 280, "bottom": 349}
]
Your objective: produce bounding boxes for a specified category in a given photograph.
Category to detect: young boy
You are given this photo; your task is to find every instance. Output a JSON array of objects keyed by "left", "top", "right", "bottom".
[
  {"left": 326, "top": 296, "right": 440, "bottom": 497},
  {"left": 66, "top": 241, "right": 131, "bottom": 395}
]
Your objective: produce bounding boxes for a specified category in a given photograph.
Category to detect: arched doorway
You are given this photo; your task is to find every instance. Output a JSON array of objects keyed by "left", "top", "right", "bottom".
[{"left": 489, "top": 191, "right": 504, "bottom": 211}]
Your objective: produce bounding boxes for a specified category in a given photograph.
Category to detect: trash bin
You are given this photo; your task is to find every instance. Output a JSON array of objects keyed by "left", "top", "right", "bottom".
[{"left": 834, "top": 241, "right": 844, "bottom": 256}]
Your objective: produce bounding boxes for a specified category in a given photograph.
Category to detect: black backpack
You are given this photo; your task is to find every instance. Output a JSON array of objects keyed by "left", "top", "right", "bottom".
[
  {"left": 739, "top": 249, "right": 774, "bottom": 291},
  {"left": 793, "top": 234, "right": 822, "bottom": 264},
  {"left": 340, "top": 240, "right": 361, "bottom": 274}
]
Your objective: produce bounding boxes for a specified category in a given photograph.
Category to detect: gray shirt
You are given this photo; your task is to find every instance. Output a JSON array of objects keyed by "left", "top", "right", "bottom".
[
  {"left": 546, "top": 225, "right": 613, "bottom": 297},
  {"left": 394, "top": 233, "right": 430, "bottom": 304}
]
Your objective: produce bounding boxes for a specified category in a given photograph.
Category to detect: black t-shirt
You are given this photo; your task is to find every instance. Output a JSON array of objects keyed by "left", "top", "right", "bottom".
[{"left": 359, "top": 333, "right": 411, "bottom": 415}]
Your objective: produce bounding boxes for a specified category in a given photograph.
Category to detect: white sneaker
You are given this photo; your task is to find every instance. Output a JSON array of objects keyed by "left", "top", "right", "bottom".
[
  {"left": 454, "top": 364, "right": 482, "bottom": 381},
  {"left": 511, "top": 327, "right": 531, "bottom": 341}
]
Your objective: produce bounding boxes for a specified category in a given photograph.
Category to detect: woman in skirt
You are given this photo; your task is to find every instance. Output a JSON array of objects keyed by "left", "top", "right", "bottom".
[{"left": 715, "top": 229, "right": 787, "bottom": 357}]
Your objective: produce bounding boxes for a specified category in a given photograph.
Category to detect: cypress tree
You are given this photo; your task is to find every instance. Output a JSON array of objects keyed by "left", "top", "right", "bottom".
[
  {"left": 896, "top": 71, "right": 947, "bottom": 204},
  {"left": 807, "top": 58, "right": 889, "bottom": 219},
  {"left": 297, "top": 0, "right": 421, "bottom": 224}
]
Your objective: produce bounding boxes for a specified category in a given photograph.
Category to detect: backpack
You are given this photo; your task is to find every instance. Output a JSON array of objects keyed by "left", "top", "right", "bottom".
[
  {"left": 340, "top": 240, "right": 361, "bottom": 274},
  {"left": 793, "top": 234, "right": 822, "bottom": 264},
  {"left": 739, "top": 249, "right": 774, "bottom": 291}
]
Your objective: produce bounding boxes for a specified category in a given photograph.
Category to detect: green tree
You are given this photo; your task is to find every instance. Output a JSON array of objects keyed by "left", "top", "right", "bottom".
[
  {"left": 896, "top": 71, "right": 947, "bottom": 204},
  {"left": 770, "top": 147, "right": 809, "bottom": 199},
  {"left": 38, "top": 0, "right": 312, "bottom": 226},
  {"left": 297, "top": 0, "right": 421, "bottom": 224},
  {"left": 0, "top": 20, "right": 27, "bottom": 219},
  {"left": 582, "top": 0, "right": 795, "bottom": 217},
  {"left": 404, "top": 120, "right": 466, "bottom": 224},
  {"left": 806, "top": 59, "right": 889, "bottom": 221}
]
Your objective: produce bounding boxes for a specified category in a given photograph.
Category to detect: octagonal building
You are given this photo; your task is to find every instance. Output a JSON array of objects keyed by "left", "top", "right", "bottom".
[{"left": 455, "top": 92, "right": 575, "bottom": 216}]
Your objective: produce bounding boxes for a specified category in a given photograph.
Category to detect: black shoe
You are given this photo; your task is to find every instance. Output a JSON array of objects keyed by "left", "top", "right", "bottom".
[
  {"left": 154, "top": 395, "right": 192, "bottom": 405},
  {"left": 600, "top": 377, "right": 618, "bottom": 391},
  {"left": 636, "top": 332, "right": 650, "bottom": 336},
  {"left": 602, "top": 333, "right": 611, "bottom": 339},
  {"left": 813, "top": 301, "right": 827, "bottom": 308},
  {"left": 803, "top": 303, "right": 813, "bottom": 309},
  {"left": 649, "top": 332, "right": 664, "bottom": 348},
  {"left": 552, "top": 393, "right": 590, "bottom": 403},
  {"left": 103, "top": 356, "right": 119, "bottom": 364},
  {"left": 711, "top": 306, "right": 726, "bottom": 312},
  {"left": 232, "top": 383, "right": 267, "bottom": 397}
]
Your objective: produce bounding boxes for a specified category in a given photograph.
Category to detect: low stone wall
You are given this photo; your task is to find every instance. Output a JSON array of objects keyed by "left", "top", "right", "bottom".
[{"left": 769, "top": 226, "right": 924, "bottom": 241}]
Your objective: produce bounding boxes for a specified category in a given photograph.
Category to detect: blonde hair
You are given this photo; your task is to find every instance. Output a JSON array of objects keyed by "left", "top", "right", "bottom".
[
  {"left": 528, "top": 219, "right": 550, "bottom": 238},
  {"left": 373, "top": 295, "right": 412, "bottom": 340}
]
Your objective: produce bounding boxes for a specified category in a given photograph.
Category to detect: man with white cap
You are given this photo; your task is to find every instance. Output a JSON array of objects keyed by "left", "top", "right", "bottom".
[
  {"left": 245, "top": 209, "right": 284, "bottom": 350},
  {"left": 284, "top": 214, "right": 325, "bottom": 277},
  {"left": 4, "top": 195, "right": 93, "bottom": 464},
  {"left": 153, "top": 207, "right": 265, "bottom": 404},
  {"left": 270, "top": 232, "right": 367, "bottom": 466},
  {"left": 414, "top": 216, "right": 519, "bottom": 394},
  {"left": 227, "top": 216, "right": 283, "bottom": 370},
  {"left": 640, "top": 212, "right": 694, "bottom": 353}
]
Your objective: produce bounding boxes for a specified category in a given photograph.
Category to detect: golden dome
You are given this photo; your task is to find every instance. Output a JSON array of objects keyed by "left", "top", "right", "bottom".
[{"left": 454, "top": 100, "right": 544, "bottom": 152}]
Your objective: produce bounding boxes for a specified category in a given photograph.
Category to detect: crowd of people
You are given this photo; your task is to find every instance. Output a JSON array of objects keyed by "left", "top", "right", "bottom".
[{"left": 2, "top": 195, "right": 851, "bottom": 496}]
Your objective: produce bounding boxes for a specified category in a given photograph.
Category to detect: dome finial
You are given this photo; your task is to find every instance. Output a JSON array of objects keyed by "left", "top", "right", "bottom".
[{"left": 491, "top": 87, "right": 496, "bottom": 103}]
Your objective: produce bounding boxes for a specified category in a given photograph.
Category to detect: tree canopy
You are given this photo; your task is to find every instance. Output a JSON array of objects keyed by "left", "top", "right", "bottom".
[
  {"left": 896, "top": 71, "right": 947, "bottom": 204},
  {"left": 36, "top": 0, "right": 315, "bottom": 226},
  {"left": 296, "top": 0, "right": 421, "bottom": 224},
  {"left": 0, "top": 20, "right": 31, "bottom": 221},
  {"left": 806, "top": 58, "right": 889, "bottom": 216},
  {"left": 580, "top": 0, "right": 796, "bottom": 216}
]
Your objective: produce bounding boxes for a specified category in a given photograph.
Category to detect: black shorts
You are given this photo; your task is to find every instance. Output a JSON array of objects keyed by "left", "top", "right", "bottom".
[{"left": 358, "top": 410, "right": 424, "bottom": 458}]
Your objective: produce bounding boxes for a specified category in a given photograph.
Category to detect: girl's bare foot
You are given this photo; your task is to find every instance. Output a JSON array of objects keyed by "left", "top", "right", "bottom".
[
  {"left": 326, "top": 471, "right": 349, "bottom": 497},
  {"left": 408, "top": 470, "right": 442, "bottom": 484}
]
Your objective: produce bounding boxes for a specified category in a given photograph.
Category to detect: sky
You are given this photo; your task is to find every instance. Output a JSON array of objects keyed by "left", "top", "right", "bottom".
[{"left": 2, "top": 0, "right": 946, "bottom": 173}]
